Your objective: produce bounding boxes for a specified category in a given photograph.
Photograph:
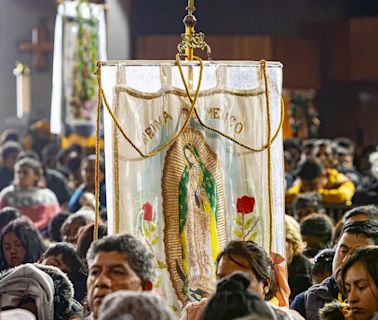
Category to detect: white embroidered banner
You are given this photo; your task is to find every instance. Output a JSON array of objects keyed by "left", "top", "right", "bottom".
[{"left": 101, "top": 61, "right": 284, "bottom": 310}]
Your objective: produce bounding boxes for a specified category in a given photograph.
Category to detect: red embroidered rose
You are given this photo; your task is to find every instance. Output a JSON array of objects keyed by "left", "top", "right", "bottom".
[
  {"left": 142, "top": 202, "right": 154, "bottom": 221},
  {"left": 236, "top": 196, "right": 255, "bottom": 214}
]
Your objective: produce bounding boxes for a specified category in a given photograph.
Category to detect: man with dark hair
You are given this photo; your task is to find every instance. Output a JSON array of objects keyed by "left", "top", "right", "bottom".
[
  {"left": 313, "top": 139, "right": 336, "bottom": 169},
  {"left": 0, "top": 141, "right": 21, "bottom": 191},
  {"left": 292, "top": 192, "right": 324, "bottom": 221},
  {"left": 343, "top": 204, "right": 378, "bottom": 223},
  {"left": 300, "top": 213, "right": 334, "bottom": 258},
  {"left": 85, "top": 234, "right": 156, "bottom": 320},
  {"left": 286, "top": 158, "right": 355, "bottom": 205},
  {"left": 291, "top": 220, "right": 378, "bottom": 320}
]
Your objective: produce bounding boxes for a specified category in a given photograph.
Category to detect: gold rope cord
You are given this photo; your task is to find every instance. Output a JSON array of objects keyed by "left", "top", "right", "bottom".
[
  {"left": 102, "top": 69, "right": 283, "bottom": 156},
  {"left": 97, "top": 60, "right": 284, "bottom": 157},
  {"left": 113, "top": 99, "right": 120, "bottom": 234},
  {"left": 96, "top": 54, "right": 204, "bottom": 159},
  {"left": 261, "top": 60, "right": 274, "bottom": 253},
  {"left": 176, "top": 62, "right": 284, "bottom": 153},
  {"left": 191, "top": 98, "right": 284, "bottom": 153}
]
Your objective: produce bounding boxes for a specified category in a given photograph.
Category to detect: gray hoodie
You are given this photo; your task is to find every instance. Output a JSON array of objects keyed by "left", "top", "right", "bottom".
[{"left": 0, "top": 264, "right": 54, "bottom": 320}]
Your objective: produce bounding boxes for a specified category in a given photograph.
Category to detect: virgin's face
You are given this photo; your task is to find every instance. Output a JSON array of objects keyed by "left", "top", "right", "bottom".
[
  {"left": 2, "top": 232, "right": 26, "bottom": 267},
  {"left": 184, "top": 148, "right": 197, "bottom": 166},
  {"left": 216, "top": 255, "right": 268, "bottom": 299},
  {"left": 344, "top": 261, "right": 378, "bottom": 320}
]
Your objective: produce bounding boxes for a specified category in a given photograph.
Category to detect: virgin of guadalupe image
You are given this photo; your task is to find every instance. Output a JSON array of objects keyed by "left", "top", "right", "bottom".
[
  {"left": 162, "top": 128, "right": 226, "bottom": 302},
  {"left": 179, "top": 143, "right": 219, "bottom": 297}
]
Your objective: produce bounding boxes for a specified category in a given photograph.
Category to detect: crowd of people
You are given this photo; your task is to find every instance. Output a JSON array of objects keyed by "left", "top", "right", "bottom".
[{"left": 0, "top": 124, "right": 377, "bottom": 320}]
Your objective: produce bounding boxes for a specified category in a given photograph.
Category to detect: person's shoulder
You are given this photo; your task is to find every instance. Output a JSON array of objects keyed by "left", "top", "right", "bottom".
[
  {"left": 290, "top": 254, "right": 312, "bottom": 275},
  {"left": 327, "top": 168, "right": 351, "bottom": 184},
  {"left": 38, "top": 187, "right": 59, "bottom": 202},
  {"left": 72, "top": 185, "right": 86, "bottom": 194},
  {"left": 46, "top": 168, "right": 67, "bottom": 182},
  {"left": 304, "top": 276, "right": 336, "bottom": 302},
  {"left": 0, "top": 185, "right": 15, "bottom": 196},
  {"left": 293, "top": 253, "right": 311, "bottom": 265},
  {"left": 297, "top": 253, "right": 312, "bottom": 268},
  {"left": 180, "top": 298, "right": 208, "bottom": 320},
  {"left": 271, "top": 304, "right": 302, "bottom": 320}
]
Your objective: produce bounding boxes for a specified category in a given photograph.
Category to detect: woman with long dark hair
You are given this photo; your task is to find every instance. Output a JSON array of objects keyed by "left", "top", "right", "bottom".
[
  {"left": 0, "top": 217, "right": 46, "bottom": 271},
  {"left": 181, "top": 240, "right": 301, "bottom": 320},
  {"left": 340, "top": 246, "right": 378, "bottom": 320}
]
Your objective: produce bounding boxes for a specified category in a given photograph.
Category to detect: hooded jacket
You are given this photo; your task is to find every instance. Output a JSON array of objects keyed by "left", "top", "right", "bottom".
[
  {"left": 0, "top": 309, "right": 36, "bottom": 319},
  {"left": 0, "top": 264, "right": 54, "bottom": 320}
]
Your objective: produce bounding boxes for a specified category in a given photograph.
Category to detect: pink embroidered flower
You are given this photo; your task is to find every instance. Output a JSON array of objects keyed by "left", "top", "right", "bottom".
[
  {"left": 142, "top": 202, "right": 154, "bottom": 221},
  {"left": 236, "top": 196, "right": 255, "bottom": 214}
]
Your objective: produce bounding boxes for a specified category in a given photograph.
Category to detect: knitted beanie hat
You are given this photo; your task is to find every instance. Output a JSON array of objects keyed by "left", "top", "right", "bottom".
[{"left": 98, "top": 291, "right": 175, "bottom": 320}]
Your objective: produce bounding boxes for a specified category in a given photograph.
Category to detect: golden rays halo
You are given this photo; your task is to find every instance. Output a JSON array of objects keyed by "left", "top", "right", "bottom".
[{"left": 162, "top": 127, "right": 227, "bottom": 303}]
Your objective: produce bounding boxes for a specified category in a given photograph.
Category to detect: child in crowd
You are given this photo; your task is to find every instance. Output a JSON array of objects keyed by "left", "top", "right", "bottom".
[
  {"left": 312, "top": 249, "right": 335, "bottom": 284},
  {"left": 0, "top": 157, "right": 60, "bottom": 231}
]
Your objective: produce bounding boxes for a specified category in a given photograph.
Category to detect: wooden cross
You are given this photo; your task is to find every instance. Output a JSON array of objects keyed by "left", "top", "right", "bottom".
[{"left": 19, "top": 25, "right": 53, "bottom": 70}]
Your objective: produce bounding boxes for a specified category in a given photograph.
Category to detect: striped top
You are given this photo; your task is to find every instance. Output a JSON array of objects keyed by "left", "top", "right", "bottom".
[{"left": 0, "top": 185, "right": 61, "bottom": 230}]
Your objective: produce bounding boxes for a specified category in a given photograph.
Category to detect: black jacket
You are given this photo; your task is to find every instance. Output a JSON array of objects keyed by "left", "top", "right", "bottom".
[{"left": 288, "top": 253, "right": 313, "bottom": 301}]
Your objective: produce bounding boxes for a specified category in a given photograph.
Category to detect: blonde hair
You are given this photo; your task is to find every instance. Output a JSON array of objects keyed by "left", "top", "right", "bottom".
[{"left": 285, "top": 215, "right": 306, "bottom": 256}]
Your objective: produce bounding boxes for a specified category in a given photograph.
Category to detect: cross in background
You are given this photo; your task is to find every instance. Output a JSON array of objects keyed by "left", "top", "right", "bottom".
[{"left": 19, "top": 23, "right": 53, "bottom": 70}]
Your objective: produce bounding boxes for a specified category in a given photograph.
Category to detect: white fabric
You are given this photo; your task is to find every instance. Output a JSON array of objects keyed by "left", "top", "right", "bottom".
[
  {"left": 0, "top": 264, "right": 54, "bottom": 320},
  {"left": 0, "top": 309, "right": 36, "bottom": 320},
  {"left": 101, "top": 60, "right": 285, "bottom": 311}
]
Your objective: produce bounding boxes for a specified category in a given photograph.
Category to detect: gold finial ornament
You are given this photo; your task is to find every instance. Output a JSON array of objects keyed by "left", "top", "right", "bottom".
[
  {"left": 186, "top": 0, "right": 195, "bottom": 16},
  {"left": 177, "top": 0, "right": 211, "bottom": 61}
]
